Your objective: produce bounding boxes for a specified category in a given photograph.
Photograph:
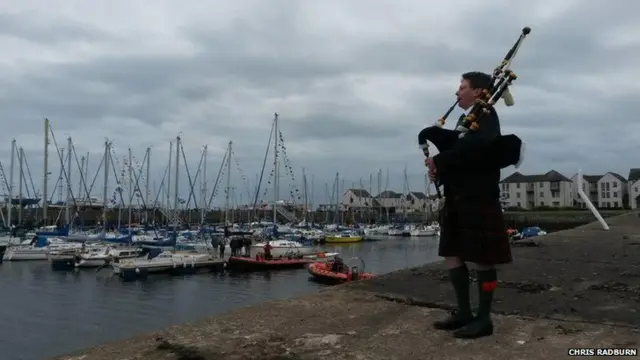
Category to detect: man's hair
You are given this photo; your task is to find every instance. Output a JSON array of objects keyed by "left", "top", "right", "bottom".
[{"left": 462, "top": 71, "right": 492, "bottom": 90}]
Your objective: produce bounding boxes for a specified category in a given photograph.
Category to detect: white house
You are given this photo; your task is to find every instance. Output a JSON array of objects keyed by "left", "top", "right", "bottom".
[
  {"left": 500, "top": 170, "right": 573, "bottom": 209},
  {"left": 403, "top": 191, "right": 429, "bottom": 212},
  {"left": 628, "top": 168, "right": 640, "bottom": 209},
  {"left": 375, "top": 190, "right": 403, "bottom": 210},
  {"left": 342, "top": 189, "right": 378, "bottom": 208},
  {"left": 570, "top": 174, "right": 602, "bottom": 208},
  {"left": 596, "top": 172, "right": 627, "bottom": 208}
]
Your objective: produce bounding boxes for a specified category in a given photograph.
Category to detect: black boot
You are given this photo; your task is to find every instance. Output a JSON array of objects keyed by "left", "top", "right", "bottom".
[
  {"left": 454, "top": 268, "right": 496, "bottom": 339},
  {"left": 433, "top": 265, "right": 474, "bottom": 330}
]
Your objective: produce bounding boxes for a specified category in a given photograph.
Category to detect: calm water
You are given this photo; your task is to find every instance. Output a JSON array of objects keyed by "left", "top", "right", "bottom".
[{"left": 1, "top": 237, "right": 441, "bottom": 360}]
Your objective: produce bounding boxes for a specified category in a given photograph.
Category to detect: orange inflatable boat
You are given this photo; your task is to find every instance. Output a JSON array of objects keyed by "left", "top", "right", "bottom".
[{"left": 307, "top": 261, "right": 374, "bottom": 284}]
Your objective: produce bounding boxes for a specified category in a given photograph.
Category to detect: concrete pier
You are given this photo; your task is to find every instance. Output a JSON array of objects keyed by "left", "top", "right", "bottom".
[{"left": 54, "top": 214, "right": 640, "bottom": 360}]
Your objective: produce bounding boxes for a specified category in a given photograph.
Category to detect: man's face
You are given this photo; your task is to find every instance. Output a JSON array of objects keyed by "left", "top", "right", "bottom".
[{"left": 455, "top": 79, "right": 483, "bottom": 110}]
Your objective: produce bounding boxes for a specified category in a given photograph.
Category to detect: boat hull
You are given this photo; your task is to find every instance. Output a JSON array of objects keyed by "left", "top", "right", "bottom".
[
  {"left": 3, "top": 248, "right": 48, "bottom": 261},
  {"left": 250, "top": 245, "right": 316, "bottom": 257},
  {"left": 410, "top": 229, "right": 437, "bottom": 237},
  {"left": 307, "top": 262, "right": 374, "bottom": 284},
  {"left": 324, "top": 236, "right": 363, "bottom": 244}
]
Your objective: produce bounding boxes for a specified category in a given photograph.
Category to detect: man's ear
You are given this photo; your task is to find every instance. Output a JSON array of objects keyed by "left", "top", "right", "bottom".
[{"left": 472, "top": 88, "right": 484, "bottom": 97}]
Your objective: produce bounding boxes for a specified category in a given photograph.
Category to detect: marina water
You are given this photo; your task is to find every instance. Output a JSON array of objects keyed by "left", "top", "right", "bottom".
[{"left": 1, "top": 236, "right": 440, "bottom": 360}]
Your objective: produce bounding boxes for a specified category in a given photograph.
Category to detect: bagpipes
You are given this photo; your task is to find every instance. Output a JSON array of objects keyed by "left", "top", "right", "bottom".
[{"left": 419, "top": 27, "right": 531, "bottom": 198}]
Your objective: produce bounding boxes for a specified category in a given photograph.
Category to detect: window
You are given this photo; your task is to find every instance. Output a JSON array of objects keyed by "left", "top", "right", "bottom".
[
  {"left": 539, "top": 182, "right": 543, "bottom": 188},
  {"left": 540, "top": 201, "right": 545, "bottom": 206},
  {"left": 552, "top": 201, "right": 560, "bottom": 207},
  {"left": 516, "top": 183, "right": 521, "bottom": 189},
  {"left": 606, "top": 192, "right": 610, "bottom": 198},
  {"left": 606, "top": 182, "right": 610, "bottom": 191},
  {"left": 614, "top": 201, "right": 619, "bottom": 207},
  {"left": 516, "top": 193, "right": 521, "bottom": 198},
  {"left": 540, "top": 192, "right": 544, "bottom": 198},
  {"left": 613, "top": 192, "right": 618, "bottom": 198},
  {"left": 636, "top": 186, "right": 638, "bottom": 193},
  {"left": 613, "top": 182, "right": 618, "bottom": 188},
  {"left": 517, "top": 202, "right": 521, "bottom": 207},
  {"left": 601, "top": 182, "right": 605, "bottom": 190}
]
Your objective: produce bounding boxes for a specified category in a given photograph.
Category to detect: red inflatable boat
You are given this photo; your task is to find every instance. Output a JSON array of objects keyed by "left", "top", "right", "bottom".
[
  {"left": 226, "top": 255, "right": 309, "bottom": 272},
  {"left": 307, "top": 261, "right": 374, "bottom": 284}
]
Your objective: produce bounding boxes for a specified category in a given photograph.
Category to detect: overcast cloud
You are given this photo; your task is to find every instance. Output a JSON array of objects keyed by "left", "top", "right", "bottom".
[{"left": 0, "top": 0, "right": 638, "bottom": 208}]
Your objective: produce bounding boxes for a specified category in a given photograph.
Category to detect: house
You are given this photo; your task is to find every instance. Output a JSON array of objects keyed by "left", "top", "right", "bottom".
[
  {"left": 342, "top": 189, "right": 379, "bottom": 208},
  {"left": 500, "top": 170, "right": 573, "bottom": 209},
  {"left": 628, "top": 168, "right": 640, "bottom": 209},
  {"left": 596, "top": 172, "right": 627, "bottom": 209},
  {"left": 570, "top": 174, "right": 602, "bottom": 208},
  {"left": 375, "top": 190, "right": 403, "bottom": 211},
  {"left": 403, "top": 191, "right": 429, "bottom": 212}
]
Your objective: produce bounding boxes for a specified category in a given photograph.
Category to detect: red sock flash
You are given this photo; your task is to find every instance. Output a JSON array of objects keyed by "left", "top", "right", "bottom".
[{"left": 481, "top": 280, "right": 497, "bottom": 292}]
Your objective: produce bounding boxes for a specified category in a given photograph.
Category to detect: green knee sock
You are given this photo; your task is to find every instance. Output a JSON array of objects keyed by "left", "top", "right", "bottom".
[
  {"left": 449, "top": 265, "right": 472, "bottom": 318},
  {"left": 476, "top": 268, "right": 497, "bottom": 320}
]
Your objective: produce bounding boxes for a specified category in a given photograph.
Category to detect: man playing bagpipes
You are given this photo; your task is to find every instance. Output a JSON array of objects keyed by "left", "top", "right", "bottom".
[{"left": 419, "top": 27, "right": 531, "bottom": 339}]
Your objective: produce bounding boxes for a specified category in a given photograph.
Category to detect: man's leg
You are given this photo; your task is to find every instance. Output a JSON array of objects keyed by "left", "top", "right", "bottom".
[
  {"left": 433, "top": 257, "right": 474, "bottom": 330},
  {"left": 453, "top": 263, "right": 496, "bottom": 338}
]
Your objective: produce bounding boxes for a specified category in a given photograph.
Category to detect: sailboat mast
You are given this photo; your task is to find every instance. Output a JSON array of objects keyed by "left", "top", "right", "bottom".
[
  {"left": 43, "top": 119, "right": 49, "bottom": 224},
  {"left": 65, "top": 137, "right": 72, "bottom": 226},
  {"left": 145, "top": 147, "right": 151, "bottom": 223},
  {"left": 173, "top": 136, "right": 180, "bottom": 216},
  {"left": 18, "top": 147, "right": 24, "bottom": 224},
  {"left": 224, "top": 141, "right": 232, "bottom": 225},
  {"left": 166, "top": 141, "right": 172, "bottom": 216},
  {"left": 128, "top": 148, "right": 133, "bottom": 229},
  {"left": 272, "top": 113, "right": 279, "bottom": 224},
  {"left": 102, "top": 141, "right": 110, "bottom": 228},
  {"left": 7, "top": 139, "right": 15, "bottom": 228},
  {"left": 201, "top": 145, "right": 207, "bottom": 224}
]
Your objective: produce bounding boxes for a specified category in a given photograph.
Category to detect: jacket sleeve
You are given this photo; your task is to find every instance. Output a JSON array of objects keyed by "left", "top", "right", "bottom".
[{"left": 432, "top": 110, "right": 500, "bottom": 182}]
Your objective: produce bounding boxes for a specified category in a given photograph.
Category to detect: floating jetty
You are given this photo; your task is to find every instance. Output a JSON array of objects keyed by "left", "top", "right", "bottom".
[
  {"left": 54, "top": 213, "right": 640, "bottom": 359},
  {"left": 113, "top": 252, "right": 225, "bottom": 281}
]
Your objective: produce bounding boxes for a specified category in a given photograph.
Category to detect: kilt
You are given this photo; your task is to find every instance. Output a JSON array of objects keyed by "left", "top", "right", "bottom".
[{"left": 438, "top": 196, "right": 512, "bottom": 265}]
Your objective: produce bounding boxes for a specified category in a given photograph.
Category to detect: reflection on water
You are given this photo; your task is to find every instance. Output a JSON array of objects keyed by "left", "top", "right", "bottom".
[{"left": 0, "top": 236, "right": 441, "bottom": 360}]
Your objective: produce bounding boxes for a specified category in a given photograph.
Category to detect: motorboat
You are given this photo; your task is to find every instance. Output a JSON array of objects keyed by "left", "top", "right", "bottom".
[
  {"left": 251, "top": 239, "right": 316, "bottom": 257},
  {"left": 75, "top": 246, "right": 143, "bottom": 268}
]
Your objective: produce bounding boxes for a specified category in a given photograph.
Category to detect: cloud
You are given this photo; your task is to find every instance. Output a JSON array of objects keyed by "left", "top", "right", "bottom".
[{"left": 0, "top": 0, "right": 638, "bottom": 211}]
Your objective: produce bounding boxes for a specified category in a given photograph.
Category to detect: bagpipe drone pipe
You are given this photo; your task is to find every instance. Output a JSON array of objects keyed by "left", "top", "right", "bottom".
[{"left": 418, "top": 27, "right": 531, "bottom": 196}]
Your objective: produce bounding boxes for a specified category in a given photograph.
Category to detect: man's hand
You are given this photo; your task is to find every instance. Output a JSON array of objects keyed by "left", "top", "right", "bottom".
[{"left": 424, "top": 157, "right": 437, "bottom": 181}]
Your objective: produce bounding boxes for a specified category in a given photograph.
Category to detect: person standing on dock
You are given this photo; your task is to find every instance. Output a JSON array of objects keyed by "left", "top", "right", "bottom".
[
  {"left": 424, "top": 72, "right": 512, "bottom": 339},
  {"left": 219, "top": 237, "right": 227, "bottom": 258},
  {"left": 263, "top": 241, "right": 273, "bottom": 260},
  {"left": 243, "top": 237, "right": 251, "bottom": 257}
]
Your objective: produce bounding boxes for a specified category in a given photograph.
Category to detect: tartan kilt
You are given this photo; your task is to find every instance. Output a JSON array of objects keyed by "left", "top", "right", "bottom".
[{"left": 438, "top": 197, "right": 512, "bottom": 265}]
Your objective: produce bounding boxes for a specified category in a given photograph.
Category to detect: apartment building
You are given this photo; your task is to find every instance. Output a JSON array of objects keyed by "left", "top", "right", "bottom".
[
  {"left": 403, "top": 191, "right": 429, "bottom": 212},
  {"left": 341, "top": 189, "right": 380, "bottom": 208},
  {"left": 570, "top": 174, "right": 602, "bottom": 208},
  {"left": 375, "top": 190, "right": 403, "bottom": 210},
  {"left": 500, "top": 170, "right": 573, "bottom": 209},
  {"left": 596, "top": 172, "right": 627, "bottom": 208},
  {"left": 629, "top": 168, "right": 640, "bottom": 209}
]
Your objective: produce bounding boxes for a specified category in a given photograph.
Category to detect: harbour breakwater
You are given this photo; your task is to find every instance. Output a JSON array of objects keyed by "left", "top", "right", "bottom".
[
  {"left": 54, "top": 213, "right": 640, "bottom": 359},
  {"left": 6, "top": 207, "right": 627, "bottom": 229}
]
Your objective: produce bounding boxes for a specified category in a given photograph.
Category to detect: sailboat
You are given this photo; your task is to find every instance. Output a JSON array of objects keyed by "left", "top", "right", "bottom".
[{"left": 250, "top": 113, "right": 315, "bottom": 255}]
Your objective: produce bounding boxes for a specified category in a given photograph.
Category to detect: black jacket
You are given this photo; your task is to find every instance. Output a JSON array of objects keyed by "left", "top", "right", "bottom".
[{"left": 433, "top": 108, "right": 501, "bottom": 201}]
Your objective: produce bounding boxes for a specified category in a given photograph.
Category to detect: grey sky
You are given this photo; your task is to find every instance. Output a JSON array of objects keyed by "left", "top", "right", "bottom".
[{"left": 0, "top": 0, "right": 638, "bottom": 208}]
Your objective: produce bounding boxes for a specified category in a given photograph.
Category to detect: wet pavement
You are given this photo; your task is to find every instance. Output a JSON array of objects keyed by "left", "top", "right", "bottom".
[{"left": 352, "top": 213, "right": 640, "bottom": 327}]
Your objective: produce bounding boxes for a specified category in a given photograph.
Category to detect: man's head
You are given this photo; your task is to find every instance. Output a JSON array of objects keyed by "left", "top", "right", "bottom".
[{"left": 456, "top": 71, "right": 492, "bottom": 110}]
